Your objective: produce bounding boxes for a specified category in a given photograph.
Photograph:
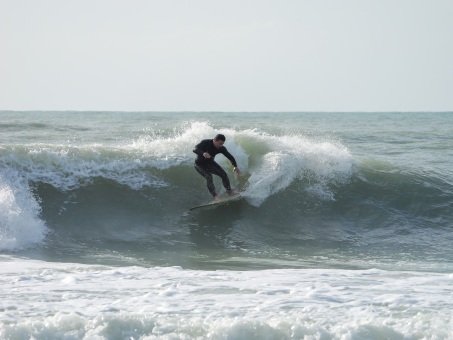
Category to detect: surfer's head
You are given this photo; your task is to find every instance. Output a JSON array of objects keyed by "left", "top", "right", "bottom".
[{"left": 213, "top": 134, "right": 225, "bottom": 148}]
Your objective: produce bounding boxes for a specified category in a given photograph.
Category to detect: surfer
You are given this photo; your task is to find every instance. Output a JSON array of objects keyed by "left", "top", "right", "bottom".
[{"left": 193, "top": 134, "right": 241, "bottom": 201}]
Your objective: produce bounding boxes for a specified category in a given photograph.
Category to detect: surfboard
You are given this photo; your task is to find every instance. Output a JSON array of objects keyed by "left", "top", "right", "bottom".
[{"left": 189, "top": 194, "right": 243, "bottom": 211}]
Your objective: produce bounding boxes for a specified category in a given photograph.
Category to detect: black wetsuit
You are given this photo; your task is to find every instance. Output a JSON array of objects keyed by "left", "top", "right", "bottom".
[{"left": 193, "top": 139, "right": 238, "bottom": 197}]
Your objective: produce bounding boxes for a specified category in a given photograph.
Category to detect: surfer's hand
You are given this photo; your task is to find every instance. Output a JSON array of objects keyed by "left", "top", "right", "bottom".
[
  {"left": 233, "top": 167, "right": 241, "bottom": 175},
  {"left": 203, "top": 152, "right": 211, "bottom": 159}
]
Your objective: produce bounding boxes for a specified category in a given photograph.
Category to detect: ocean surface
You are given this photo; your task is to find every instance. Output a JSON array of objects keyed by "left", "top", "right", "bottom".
[{"left": 1, "top": 111, "right": 452, "bottom": 339}]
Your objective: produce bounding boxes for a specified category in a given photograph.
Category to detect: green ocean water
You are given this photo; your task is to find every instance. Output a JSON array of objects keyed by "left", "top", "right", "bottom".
[
  {"left": 2, "top": 111, "right": 453, "bottom": 339},
  {"left": 1, "top": 111, "right": 452, "bottom": 271}
]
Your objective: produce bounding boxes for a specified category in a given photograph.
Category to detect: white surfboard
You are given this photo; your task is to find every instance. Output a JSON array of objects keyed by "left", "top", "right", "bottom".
[{"left": 189, "top": 194, "right": 243, "bottom": 211}]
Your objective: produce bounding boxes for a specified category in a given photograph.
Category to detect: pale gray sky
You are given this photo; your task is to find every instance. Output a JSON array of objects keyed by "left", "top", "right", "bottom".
[{"left": 1, "top": 0, "right": 452, "bottom": 111}]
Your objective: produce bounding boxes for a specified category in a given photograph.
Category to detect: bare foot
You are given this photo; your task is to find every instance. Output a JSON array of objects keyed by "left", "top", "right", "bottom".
[
  {"left": 213, "top": 195, "right": 222, "bottom": 201},
  {"left": 228, "top": 189, "right": 239, "bottom": 196}
]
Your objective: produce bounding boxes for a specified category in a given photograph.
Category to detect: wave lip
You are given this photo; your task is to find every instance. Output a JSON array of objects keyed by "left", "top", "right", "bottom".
[
  {"left": 0, "top": 144, "right": 169, "bottom": 191},
  {"left": 243, "top": 133, "right": 354, "bottom": 206}
]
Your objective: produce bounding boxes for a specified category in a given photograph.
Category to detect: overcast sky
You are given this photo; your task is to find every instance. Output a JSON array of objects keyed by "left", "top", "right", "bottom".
[{"left": 1, "top": 0, "right": 452, "bottom": 112}]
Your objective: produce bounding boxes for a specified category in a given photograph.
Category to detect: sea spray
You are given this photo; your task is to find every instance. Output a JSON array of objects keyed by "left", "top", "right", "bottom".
[
  {"left": 0, "top": 171, "right": 47, "bottom": 250},
  {"left": 243, "top": 133, "right": 354, "bottom": 205}
]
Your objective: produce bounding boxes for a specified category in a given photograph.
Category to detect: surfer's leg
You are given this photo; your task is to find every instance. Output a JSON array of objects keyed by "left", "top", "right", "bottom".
[
  {"left": 195, "top": 164, "right": 217, "bottom": 197},
  {"left": 210, "top": 163, "right": 232, "bottom": 192}
]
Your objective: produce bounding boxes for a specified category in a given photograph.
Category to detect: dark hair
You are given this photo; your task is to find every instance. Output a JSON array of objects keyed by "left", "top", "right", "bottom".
[{"left": 214, "top": 134, "right": 226, "bottom": 141}]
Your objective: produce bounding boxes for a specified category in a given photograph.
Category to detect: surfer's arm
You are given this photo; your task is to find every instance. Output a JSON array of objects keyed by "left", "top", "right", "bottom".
[
  {"left": 223, "top": 150, "right": 240, "bottom": 174},
  {"left": 193, "top": 140, "right": 213, "bottom": 159},
  {"left": 193, "top": 147, "right": 204, "bottom": 156},
  {"left": 193, "top": 140, "right": 208, "bottom": 156},
  {"left": 221, "top": 148, "right": 238, "bottom": 168}
]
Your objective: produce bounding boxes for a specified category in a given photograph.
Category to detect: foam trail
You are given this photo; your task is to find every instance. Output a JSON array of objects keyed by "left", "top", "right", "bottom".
[{"left": 0, "top": 171, "right": 48, "bottom": 251}]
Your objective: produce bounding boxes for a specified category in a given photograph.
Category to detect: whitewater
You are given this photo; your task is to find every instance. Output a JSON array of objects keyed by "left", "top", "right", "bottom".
[{"left": 1, "top": 111, "right": 452, "bottom": 339}]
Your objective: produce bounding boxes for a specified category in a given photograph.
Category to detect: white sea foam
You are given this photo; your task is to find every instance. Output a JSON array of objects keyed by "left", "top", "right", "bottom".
[
  {"left": 1, "top": 257, "right": 452, "bottom": 339},
  {"left": 0, "top": 144, "right": 169, "bottom": 191},
  {"left": 0, "top": 172, "right": 47, "bottom": 251},
  {"left": 241, "top": 132, "right": 354, "bottom": 206}
]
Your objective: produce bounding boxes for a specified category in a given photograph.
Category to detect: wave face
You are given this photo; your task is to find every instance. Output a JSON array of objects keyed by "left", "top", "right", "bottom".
[{"left": 1, "top": 112, "right": 452, "bottom": 272}]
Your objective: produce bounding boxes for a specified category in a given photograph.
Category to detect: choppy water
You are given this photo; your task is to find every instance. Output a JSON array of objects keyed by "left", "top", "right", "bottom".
[{"left": 1, "top": 111, "right": 452, "bottom": 339}]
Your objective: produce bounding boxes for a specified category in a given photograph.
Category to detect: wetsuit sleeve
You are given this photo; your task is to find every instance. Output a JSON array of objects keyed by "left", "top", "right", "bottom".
[
  {"left": 193, "top": 140, "right": 208, "bottom": 156},
  {"left": 221, "top": 147, "right": 238, "bottom": 167}
]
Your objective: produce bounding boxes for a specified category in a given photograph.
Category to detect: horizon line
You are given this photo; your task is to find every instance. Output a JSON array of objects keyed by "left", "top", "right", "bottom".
[{"left": 1, "top": 109, "right": 452, "bottom": 114}]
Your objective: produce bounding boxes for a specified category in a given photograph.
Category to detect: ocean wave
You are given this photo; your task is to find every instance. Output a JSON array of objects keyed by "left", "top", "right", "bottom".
[
  {"left": 2, "top": 121, "right": 452, "bottom": 256},
  {"left": 0, "top": 122, "right": 353, "bottom": 197},
  {"left": 240, "top": 132, "right": 354, "bottom": 205},
  {"left": 0, "top": 144, "right": 170, "bottom": 191}
]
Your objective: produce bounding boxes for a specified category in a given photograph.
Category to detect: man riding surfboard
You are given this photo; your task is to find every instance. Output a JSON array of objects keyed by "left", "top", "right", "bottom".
[{"left": 193, "top": 134, "right": 241, "bottom": 201}]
